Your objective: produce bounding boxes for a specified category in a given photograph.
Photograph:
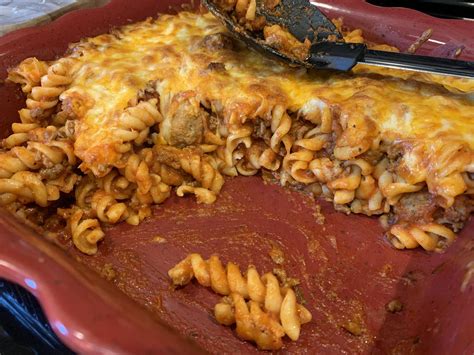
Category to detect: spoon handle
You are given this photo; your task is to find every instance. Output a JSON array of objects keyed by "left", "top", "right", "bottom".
[
  {"left": 309, "top": 42, "right": 474, "bottom": 78},
  {"left": 362, "top": 49, "right": 474, "bottom": 78}
]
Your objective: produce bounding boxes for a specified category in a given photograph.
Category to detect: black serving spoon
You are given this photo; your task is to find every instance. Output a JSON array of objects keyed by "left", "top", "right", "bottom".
[{"left": 202, "top": 0, "right": 474, "bottom": 78}]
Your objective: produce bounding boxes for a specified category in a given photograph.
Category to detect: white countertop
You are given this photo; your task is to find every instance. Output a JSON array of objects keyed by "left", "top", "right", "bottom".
[{"left": 0, "top": 0, "right": 109, "bottom": 35}]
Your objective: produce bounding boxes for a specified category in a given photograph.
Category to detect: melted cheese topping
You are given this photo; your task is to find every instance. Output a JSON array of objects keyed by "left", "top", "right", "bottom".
[{"left": 62, "top": 12, "right": 474, "bottom": 168}]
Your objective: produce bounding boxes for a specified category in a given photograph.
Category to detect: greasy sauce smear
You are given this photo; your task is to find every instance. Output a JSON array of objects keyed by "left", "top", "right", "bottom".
[{"left": 68, "top": 176, "right": 474, "bottom": 353}]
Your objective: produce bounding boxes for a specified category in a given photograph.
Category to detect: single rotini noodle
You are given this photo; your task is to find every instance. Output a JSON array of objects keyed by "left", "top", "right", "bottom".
[
  {"left": 0, "top": 147, "right": 41, "bottom": 178},
  {"left": 132, "top": 174, "right": 171, "bottom": 206},
  {"left": 178, "top": 150, "right": 224, "bottom": 194},
  {"left": 120, "top": 149, "right": 155, "bottom": 194},
  {"left": 283, "top": 150, "right": 317, "bottom": 185},
  {"left": 214, "top": 289, "right": 312, "bottom": 344},
  {"left": 333, "top": 111, "right": 377, "bottom": 160},
  {"left": 224, "top": 124, "right": 252, "bottom": 167},
  {"left": 97, "top": 170, "right": 134, "bottom": 200},
  {"left": 68, "top": 208, "right": 105, "bottom": 255},
  {"left": 47, "top": 169, "right": 79, "bottom": 194},
  {"left": 215, "top": 293, "right": 285, "bottom": 350},
  {"left": 328, "top": 165, "right": 363, "bottom": 205},
  {"left": 298, "top": 98, "right": 333, "bottom": 134},
  {"left": 176, "top": 185, "right": 217, "bottom": 204},
  {"left": 115, "top": 98, "right": 163, "bottom": 146},
  {"left": 19, "top": 58, "right": 76, "bottom": 123},
  {"left": 75, "top": 175, "right": 97, "bottom": 209},
  {"left": 236, "top": 143, "right": 281, "bottom": 176},
  {"left": 388, "top": 223, "right": 456, "bottom": 251},
  {"left": 270, "top": 105, "right": 292, "bottom": 153},
  {"left": 7, "top": 57, "right": 49, "bottom": 94},
  {"left": 91, "top": 190, "right": 129, "bottom": 224},
  {"left": 0, "top": 171, "right": 59, "bottom": 207},
  {"left": 308, "top": 157, "right": 344, "bottom": 184},
  {"left": 293, "top": 127, "right": 329, "bottom": 152},
  {"left": 1, "top": 122, "right": 40, "bottom": 149},
  {"left": 211, "top": 146, "right": 239, "bottom": 177},
  {"left": 28, "top": 140, "right": 76, "bottom": 167},
  {"left": 378, "top": 170, "right": 424, "bottom": 205}
]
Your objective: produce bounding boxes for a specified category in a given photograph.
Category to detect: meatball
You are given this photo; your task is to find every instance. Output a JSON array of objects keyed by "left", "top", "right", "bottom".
[
  {"left": 161, "top": 91, "right": 206, "bottom": 147},
  {"left": 199, "top": 33, "right": 234, "bottom": 51}
]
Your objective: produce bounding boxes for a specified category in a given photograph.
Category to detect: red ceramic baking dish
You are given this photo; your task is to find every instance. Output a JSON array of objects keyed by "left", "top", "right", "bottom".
[{"left": 0, "top": 0, "right": 473, "bottom": 353}]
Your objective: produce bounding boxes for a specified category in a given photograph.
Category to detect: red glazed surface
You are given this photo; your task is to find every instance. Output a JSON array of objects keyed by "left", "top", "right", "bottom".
[
  {"left": 0, "top": 1, "right": 473, "bottom": 354},
  {"left": 315, "top": 0, "right": 474, "bottom": 59}
]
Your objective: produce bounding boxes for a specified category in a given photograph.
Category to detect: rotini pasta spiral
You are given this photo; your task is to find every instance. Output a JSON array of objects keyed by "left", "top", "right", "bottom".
[
  {"left": 1, "top": 122, "right": 40, "bottom": 149},
  {"left": 333, "top": 111, "right": 377, "bottom": 160},
  {"left": 211, "top": 146, "right": 239, "bottom": 177},
  {"left": 68, "top": 208, "right": 105, "bottom": 255},
  {"left": 75, "top": 175, "right": 97, "bottom": 209},
  {"left": 115, "top": 99, "right": 163, "bottom": 146},
  {"left": 169, "top": 254, "right": 308, "bottom": 313},
  {"left": 216, "top": 293, "right": 286, "bottom": 350},
  {"left": 132, "top": 174, "right": 171, "bottom": 206},
  {"left": 0, "top": 139, "right": 76, "bottom": 179},
  {"left": 20, "top": 58, "right": 76, "bottom": 123},
  {"left": 328, "top": 165, "right": 362, "bottom": 205},
  {"left": 168, "top": 253, "right": 312, "bottom": 349},
  {"left": 224, "top": 124, "right": 253, "bottom": 167},
  {"left": 91, "top": 190, "right": 129, "bottom": 224},
  {"left": 270, "top": 105, "right": 292, "bottom": 153},
  {"left": 299, "top": 98, "right": 333, "bottom": 134},
  {"left": 235, "top": 142, "right": 281, "bottom": 176},
  {"left": 28, "top": 140, "right": 77, "bottom": 167},
  {"left": 2, "top": 12, "right": 473, "bottom": 258},
  {"left": 215, "top": 289, "right": 312, "bottom": 349},
  {"left": 176, "top": 185, "right": 216, "bottom": 204},
  {"left": 7, "top": 57, "right": 49, "bottom": 94},
  {"left": 378, "top": 170, "right": 424, "bottom": 205},
  {"left": 0, "top": 148, "right": 41, "bottom": 178},
  {"left": 308, "top": 157, "right": 344, "bottom": 184},
  {"left": 283, "top": 150, "right": 317, "bottom": 184},
  {"left": 154, "top": 146, "right": 225, "bottom": 197},
  {"left": 293, "top": 127, "right": 329, "bottom": 152},
  {"left": 179, "top": 151, "right": 224, "bottom": 194},
  {"left": 97, "top": 170, "right": 134, "bottom": 200},
  {"left": 388, "top": 223, "right": 456, "bottom": 252},
  {"left": 0, "top": 171, "right": 59, "bottom": 207},
  {"left": 120, "top": 149, "right": 155, "bottom": 194}
]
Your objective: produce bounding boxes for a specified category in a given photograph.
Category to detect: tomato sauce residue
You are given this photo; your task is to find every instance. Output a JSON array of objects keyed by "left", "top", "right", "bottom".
[{"left": 69, "top": 176, "right": 474, "bottom": 353}]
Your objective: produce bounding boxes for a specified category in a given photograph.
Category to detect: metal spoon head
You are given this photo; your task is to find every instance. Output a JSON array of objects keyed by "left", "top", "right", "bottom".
[
  {"left": 255, "top": 0, "right": 342, "bottom": 43},
  {"left": 202, "top": 0, "right": 307, "bottom": 67},
  {"left": 202, "top": 0, "right": 360, "bottom": 71}
]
